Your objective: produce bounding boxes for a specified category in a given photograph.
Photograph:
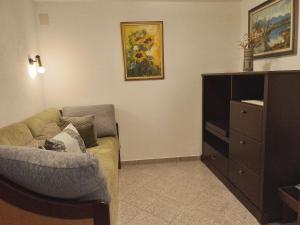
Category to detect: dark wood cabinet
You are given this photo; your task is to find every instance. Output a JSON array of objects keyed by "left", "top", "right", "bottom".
[
  {"left": 230, "top": 130, "right": 261, "bottom": 174},
  {"left": 203, "top": 142, "right": 228, "bottom": 175},
  {"left": 201, "top": 71, "right": 300, "bottom": 224},
  {"left": 229, "top": 158, "right": 260, "bottom": 206},
  {"left": 230, "top": 100, "right": 263, "bottom": 141}
]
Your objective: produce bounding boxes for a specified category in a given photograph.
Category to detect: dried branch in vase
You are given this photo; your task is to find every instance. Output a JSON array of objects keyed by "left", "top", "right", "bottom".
[{"left": 239, "top": 32, "right": 262, "bottom": 50}]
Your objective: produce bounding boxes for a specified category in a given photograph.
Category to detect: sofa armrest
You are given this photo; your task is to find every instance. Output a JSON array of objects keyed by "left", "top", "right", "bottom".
[
  {"left": 0, "top": 175, "right": 110, "bottom": 225},
  {"left": 0, "top": 146, "right": 110, "bottom": 202}
]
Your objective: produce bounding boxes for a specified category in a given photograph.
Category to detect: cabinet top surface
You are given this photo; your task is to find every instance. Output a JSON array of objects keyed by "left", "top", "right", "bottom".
[{"left": 202, "top": 70, "right": 300, "bottom": 77}]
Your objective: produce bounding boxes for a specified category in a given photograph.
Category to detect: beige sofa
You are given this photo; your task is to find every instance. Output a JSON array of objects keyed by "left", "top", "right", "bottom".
[{"left": 0, "top": 108, "right": 119, "bottom": 225}]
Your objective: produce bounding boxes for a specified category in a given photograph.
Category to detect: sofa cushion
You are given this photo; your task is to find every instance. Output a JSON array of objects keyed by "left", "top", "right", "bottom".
[
  {"left": 25, "top": 139, "right": 46, "bottom": 149},
  {"left": 0, "top": 123, "right": 33, "bottom": 146},
  {"left": 45, "top": 124, "right": 86, "bottom": 153},
  {"left": 62, "top": 105, "right": 117, "bottom": 138},
  {"left": 0, "top": 145, "right": 110, "bottom": 202},
  {"left": 24, "top": 108, "right": 60, "bottom": 137},
  {"left": 35, "top": 123, "right": 62, "bottom": 140},
  {"left": 87, "top": 137, "right": 119, "bottom": 225},
  {"left": 87, "top": 137, "right": 119, "bottom": 193},
  {"left": 59, "top": 115, "right": 98, "bottom": 148},
  {"left": 25, "top": 123, "right": 61, "bottom": 149}
]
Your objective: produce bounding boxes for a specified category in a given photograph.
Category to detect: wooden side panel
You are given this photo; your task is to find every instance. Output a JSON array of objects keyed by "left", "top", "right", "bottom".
[
  {"left": 0, "top": 176, "right": 111, "bottom": 225},
  {"left": 263, "top": 73, "right": 300, "bottom": 221},
  {"left": 0, "top": 200, "right": 93, "bottom": 225}
]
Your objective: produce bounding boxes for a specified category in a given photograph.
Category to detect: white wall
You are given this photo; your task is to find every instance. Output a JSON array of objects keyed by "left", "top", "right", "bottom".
[
  {"left": 240, "top": 0, "right": 300, "bottom": 71},
  {"left": 36, "top": 1, "right": 241, "bottom": 161},
  {"left": 0, "top": 0, "right": 45, "bottom": 127}
]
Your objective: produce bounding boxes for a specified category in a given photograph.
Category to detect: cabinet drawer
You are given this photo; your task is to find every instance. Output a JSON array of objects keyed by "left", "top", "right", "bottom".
[
  {"left": 203, "top": 142, "right": 228, "bottom": 176},
  {"left": 230, "top": 101, "right": 263, "bottom": 141},
  {"left": 230, "top": 130, "right": 262, "bottom": 174},
  {"left": 229, "top": 159, "right": 260, "bottom": 206}
]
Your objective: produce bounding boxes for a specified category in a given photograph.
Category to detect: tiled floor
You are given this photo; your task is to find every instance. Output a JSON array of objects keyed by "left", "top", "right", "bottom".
[{"left": 118, "top": 160, "right": 295, "bottom": 225}]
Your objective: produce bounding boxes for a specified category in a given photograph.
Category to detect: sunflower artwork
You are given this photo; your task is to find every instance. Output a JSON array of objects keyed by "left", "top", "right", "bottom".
[{"left": 121, "top": 21, "right": 164, "bottom": 81}]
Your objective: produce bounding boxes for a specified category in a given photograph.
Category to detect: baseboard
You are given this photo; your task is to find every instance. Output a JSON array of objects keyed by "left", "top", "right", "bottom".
[{"left": 121, "top": 156, "right": 200, "bottom": 165}]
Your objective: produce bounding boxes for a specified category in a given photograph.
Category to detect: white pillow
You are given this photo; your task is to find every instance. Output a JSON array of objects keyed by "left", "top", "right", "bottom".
[{"left": 44, "top": 124, "right": 86, "bottom": 153}]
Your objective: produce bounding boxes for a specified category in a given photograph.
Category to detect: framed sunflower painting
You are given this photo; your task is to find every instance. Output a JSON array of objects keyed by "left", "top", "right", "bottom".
[{"left": 121, "top": 21, "right": 164, "bottom": 81}]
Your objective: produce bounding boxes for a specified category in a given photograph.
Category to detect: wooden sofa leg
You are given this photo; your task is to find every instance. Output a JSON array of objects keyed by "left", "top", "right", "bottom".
[
  {"left": 93, "top": 204, "right": 110, "bottom": 225},
  {"left": 116, "top": 123, "right": 121, "bottom": 170},
  {"left": 118, "top": 150, "right": 121, "bottom": 169}
]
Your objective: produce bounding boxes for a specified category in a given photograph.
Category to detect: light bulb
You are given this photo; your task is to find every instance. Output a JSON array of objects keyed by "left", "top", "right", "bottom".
[
  {"left": 28, "top": 64, "right": 37, "bottom": 79},
  {"left": 38, "top": 66, "right": 46, "bottom": 74}
]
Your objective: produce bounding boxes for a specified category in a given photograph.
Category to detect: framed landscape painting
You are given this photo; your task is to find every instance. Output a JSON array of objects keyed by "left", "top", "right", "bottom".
[
  {"left": 249, "top": 0, "right": 298, "bottom": 59},
  {"left": 121, "top": 21, "right": 164, "bottom": 81}
]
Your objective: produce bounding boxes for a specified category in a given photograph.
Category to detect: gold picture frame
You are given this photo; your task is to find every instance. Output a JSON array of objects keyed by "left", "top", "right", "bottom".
[
  {"left": 121, "top": 21, "right": 164, "bottom": 81},
  {"left": 249, "top": 0, "right": 298, "bottom": 59}
]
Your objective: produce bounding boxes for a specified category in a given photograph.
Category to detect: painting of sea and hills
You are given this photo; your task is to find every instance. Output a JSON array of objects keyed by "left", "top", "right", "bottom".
[{"left": 250, "top": 0, "right": 294, "bottom": 57}]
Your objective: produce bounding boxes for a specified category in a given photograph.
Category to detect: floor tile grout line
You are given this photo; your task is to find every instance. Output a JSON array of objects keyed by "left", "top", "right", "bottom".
[
  {"left": 120, "top": 179, "right": 186, "bottom": 224},
  {"left": 118, "top": 161, "right": 284, "bottom": 225}
]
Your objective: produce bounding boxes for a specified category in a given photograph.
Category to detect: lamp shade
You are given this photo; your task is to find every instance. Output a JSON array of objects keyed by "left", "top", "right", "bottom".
[
  {"left": 28, "top": 64, "right": 37, "bottom": 79},
  {"left": 38, "top": 66, "right": 46, "bottom": 74}
]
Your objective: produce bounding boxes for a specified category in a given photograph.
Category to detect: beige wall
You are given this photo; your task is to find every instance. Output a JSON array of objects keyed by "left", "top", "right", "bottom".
[
  {"left": 1, "top": 0, "right": 298, "bottom": 160},
  {"left": 240, "top": 0, "right": 300, "bottom": 71},
  {"left": 0, "top": 0, "right": 45, "bottom": 127},
  {"left": 36, "top": 1, "right": 241, "bottom": 161}
]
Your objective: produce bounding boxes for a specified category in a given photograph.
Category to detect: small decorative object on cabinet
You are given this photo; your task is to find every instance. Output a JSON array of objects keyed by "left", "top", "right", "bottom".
[
  {"left": 239, "top": 33, "right": 260, "bottom": 72},
  {"left": 249, "top": 0, "right": 298, "bottom": 59},
  {"left": 201, "top": 71, "right": 300, "bottom": 224},
  {"left": 243, "top": 48, "right": 254, "bottom": 72},
  {"left": 120, "top": 21, "right": 164, "bottom": 81}
]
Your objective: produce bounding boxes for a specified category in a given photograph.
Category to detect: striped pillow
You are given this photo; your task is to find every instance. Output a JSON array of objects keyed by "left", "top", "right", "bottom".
[{"left": 45, "top": 124, "right": 86, "bottom": 153}]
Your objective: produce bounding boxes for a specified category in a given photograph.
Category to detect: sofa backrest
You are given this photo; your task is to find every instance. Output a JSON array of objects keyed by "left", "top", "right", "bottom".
[
  {"left": 0, "top": 123, "right": 33, "bottom": 146},
  {"left": 62, "top": 105, "right": 117, "bottom": 137},
  {"left": 0, "top": 108, "right": 60, "bottom": 146},
  {"left": 23, "top": 108, "right": 60, "bottom": 137}
]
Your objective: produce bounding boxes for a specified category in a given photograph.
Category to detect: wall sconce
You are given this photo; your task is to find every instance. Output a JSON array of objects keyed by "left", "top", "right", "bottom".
[{"left": 28, "top": 55, "right": 46, "bottom": 79}]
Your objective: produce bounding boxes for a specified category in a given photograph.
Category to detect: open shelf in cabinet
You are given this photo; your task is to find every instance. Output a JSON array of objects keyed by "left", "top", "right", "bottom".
[
  {"left": 231, "top": 75, "right": 265, "bottom": 101},
  {"left": 203, "top": 75, "right": 231, "bottom": 144},
  {"left": 205, "top": 120, "right": 229, "bottom": 143},
  {"left": 204, "top": 131, "right": 229, "bottom": 158}
]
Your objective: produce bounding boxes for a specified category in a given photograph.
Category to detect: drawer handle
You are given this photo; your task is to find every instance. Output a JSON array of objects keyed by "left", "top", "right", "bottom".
[
  {"left": 210, "top": 155, "right": 217, "bottom": 160},
  {"left": 240, "top": 110, "right": 247, "bottom": 114},
  {"left": 239, "top": 140, "right": 246, "bottom": 145},
  {"left": 238, "top": 170, "right": 245, "bottom": 175}
]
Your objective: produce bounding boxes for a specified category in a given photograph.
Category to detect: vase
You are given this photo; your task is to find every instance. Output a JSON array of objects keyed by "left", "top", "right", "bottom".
[{"left": 243, "top": 48, "right": 253, "bottom": 72}]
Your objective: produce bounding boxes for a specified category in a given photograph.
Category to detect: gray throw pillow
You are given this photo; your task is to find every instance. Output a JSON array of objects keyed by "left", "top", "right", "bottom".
[
  {"left": 45, "top": 124, "right": 86, "bottom": 153},
  {"left": 0, "top": 145, "right": 110, "bottom": 202},
  {"left": 62, "top": 105, "right": 117, "bottom": 138},
  {"left": 59, "top": 115, "right": 98, "bottom": 148}
]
